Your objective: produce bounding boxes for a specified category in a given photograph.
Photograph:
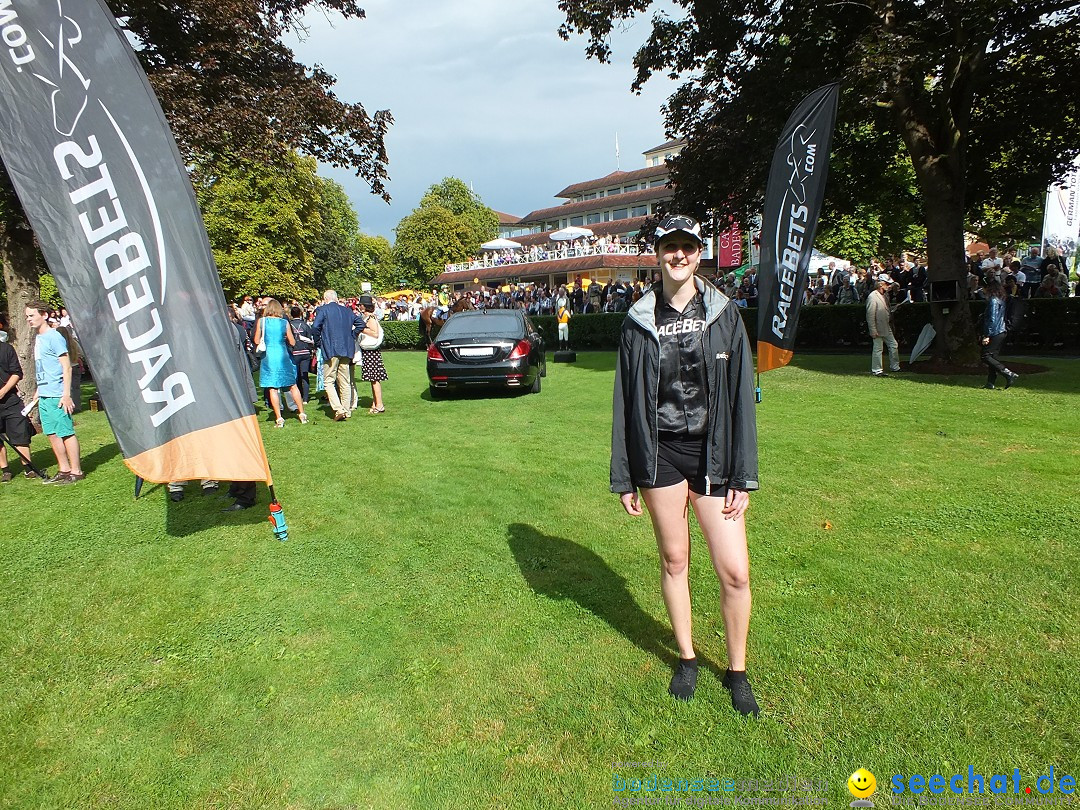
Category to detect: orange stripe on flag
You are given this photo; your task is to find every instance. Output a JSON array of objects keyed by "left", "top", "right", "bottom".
[
  {"left": 757, "top": 342, "right": 793, "bottom": 373},
  {"left": 124, "top": 415, "right": 273, "bottom": 485}
]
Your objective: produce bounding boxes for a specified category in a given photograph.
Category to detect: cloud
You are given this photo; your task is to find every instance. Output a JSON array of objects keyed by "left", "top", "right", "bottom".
[{"left": 286, "top": 0, "right": 681, "bottom": 240}]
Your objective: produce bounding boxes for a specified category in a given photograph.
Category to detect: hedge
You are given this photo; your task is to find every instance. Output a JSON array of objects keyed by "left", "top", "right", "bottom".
[{"left": 377, "top": 298, "right": 1080, "bottom": 353}]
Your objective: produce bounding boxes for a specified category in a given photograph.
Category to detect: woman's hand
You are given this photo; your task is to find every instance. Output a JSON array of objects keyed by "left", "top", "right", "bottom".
[
  {"left": 722, "top": 488, "right": 750, "bottom": 521},
  {"left": 620, "top": 491, "right": 643, "bottom": 516}
]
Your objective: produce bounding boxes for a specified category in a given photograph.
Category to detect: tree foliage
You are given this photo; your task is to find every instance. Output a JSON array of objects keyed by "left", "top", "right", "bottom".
[
  {"left": 392, "top": 179, "right": 498, "bottom": 286},
  {"left": 109, "top": 0, "right": 392, "bottom": 196},
  {"left": 2, "top": 0, "right": 391, "bottom": 396},
  {"left": 558, "top": 0, "right": 1080, "bottom": 360},
  {"left": 311, "top": 177, "right": 363, "bottom": 293},
  {"left": 195, "top": 153, "right": 322, "bottom": 301},
  {"left": 355, "top": 233, "right": 396, "bottom": 294}
]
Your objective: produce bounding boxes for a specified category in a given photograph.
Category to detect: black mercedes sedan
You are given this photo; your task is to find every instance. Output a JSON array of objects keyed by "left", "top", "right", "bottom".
[{"left": 426, "top": 309, "right": 546, "bottom": 396}]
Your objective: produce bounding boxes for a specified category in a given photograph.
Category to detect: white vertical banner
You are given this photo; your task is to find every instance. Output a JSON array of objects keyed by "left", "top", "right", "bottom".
[{"left": 1042, "top": 155, "right": 1080, "bottom": 273}]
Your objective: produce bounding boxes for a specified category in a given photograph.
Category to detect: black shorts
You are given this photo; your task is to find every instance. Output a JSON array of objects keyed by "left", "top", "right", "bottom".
[
  {"left": 646, "top": 432, "right": 725, "bottom": 497},
  {"left": 0, "top": 401, "right": 33, "bottom": 446}
]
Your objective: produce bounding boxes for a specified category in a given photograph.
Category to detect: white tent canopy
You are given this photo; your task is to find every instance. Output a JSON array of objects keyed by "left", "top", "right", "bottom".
[
  {"left": 808, "top": 249, "right": 850, "bottom": 273},
  {"left": 480, "top": 238, "right": 523, "bottom": 251},
  {"left": 550, "top": 226, "right": 594, "bottom": 241}
]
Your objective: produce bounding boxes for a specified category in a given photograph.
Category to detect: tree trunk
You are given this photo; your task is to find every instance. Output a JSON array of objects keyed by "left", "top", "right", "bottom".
[
  {"left": 923, "top": 188, "right": 979, "bottom": 365},
  {"left": 0, "top": 178, "right": 41, "bottom": 403},
  {"left": 895, "top": 100, "right": 979, "bottom": 366}
]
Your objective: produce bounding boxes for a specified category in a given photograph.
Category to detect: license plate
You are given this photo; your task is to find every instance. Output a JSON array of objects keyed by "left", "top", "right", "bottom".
[{"left": 458, "top": 346, "right": 494, "bottom": 357}]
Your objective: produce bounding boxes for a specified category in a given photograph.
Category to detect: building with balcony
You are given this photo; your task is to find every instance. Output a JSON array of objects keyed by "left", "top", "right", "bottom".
[{"left": 433, "top": 138, "right": 716, "bottom": 290}]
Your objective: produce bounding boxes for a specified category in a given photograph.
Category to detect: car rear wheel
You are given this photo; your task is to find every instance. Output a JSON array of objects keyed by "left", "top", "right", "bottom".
[
  {"left": 539, "top": 353, "right": 547, "bottom": 378},
  {"left": 530, "top": 370, "right": 541, "bottom": 394},
  {"left": 429, "top": 385, "right": 445, "bottom": 400}
]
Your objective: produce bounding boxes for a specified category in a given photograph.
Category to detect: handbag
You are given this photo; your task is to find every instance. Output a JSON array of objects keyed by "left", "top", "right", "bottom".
[
  {"left": 358, "top": 318, "right": 384, "bottom": 351},
  {"left": 254, "top": 318, "right": 267, "bottom": 359}
]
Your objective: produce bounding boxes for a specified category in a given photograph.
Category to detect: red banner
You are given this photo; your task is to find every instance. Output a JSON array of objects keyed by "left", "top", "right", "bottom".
[{"left": 718, "top": 222, "right": 743, "bottom": 268}]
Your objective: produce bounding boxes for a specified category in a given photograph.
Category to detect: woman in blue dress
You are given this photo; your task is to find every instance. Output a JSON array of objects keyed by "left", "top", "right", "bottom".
[{"left": 254, "top": 299, "right": 309, "bottom": 427}]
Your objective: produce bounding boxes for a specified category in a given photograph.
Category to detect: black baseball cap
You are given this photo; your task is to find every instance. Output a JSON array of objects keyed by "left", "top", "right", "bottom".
[{"left": 655, "top": 215, "right": 704, "bottom": 246}]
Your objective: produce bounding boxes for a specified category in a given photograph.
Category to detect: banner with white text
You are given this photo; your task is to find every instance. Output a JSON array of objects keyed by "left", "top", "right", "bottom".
[
  {"left": 1041, "top": 155, "right": 1080, "bottom": 275},
  {"left": 0, "top": 0, "right": 271, "bottom": 484},
  {"left": 756, "top": 83, "right": 840, "bottom": 372},
  {"left": 717, "top": 221, "right": 744, "bottom": 268}
]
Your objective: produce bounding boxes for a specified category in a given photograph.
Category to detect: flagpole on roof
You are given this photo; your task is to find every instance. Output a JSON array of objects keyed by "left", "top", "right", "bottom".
[{"left": 615, "top": 132, "right": 621, "bottom": 171}]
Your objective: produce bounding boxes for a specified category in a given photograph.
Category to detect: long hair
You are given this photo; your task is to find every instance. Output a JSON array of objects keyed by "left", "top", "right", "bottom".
[
  {"left": 55, "top": 325, "right": 81, "bottom": 364},
  {"left": 985, "top": 280, "right": 1005, "bottom": 300}
]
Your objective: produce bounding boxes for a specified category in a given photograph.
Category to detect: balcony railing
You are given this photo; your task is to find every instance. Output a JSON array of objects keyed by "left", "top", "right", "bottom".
[{"left": 443, "top": 243, "right": 653, "bottom": 275}]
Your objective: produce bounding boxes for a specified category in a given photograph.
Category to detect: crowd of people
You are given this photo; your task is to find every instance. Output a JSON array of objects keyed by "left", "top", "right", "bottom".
[
  {"left": 231, "top": 291, "right": 388, "bottom": 427},
  {"left": 446, "top": 233, "right": 647, "bottom": 273}
]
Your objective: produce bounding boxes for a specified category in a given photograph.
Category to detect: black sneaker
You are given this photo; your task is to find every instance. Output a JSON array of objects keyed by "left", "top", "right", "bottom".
[
  {"left": 169, "top": 490, "right": 184, "bottom": 502},
  {"left": 23, "top": 469, "right": 40, "bottom": 480},
  {"left": 722, "top": 669, "right": 760, "bottom": 717},
  {"left": 1, "top": 470, "right": 12, "bottom": 484},
  {"left": 982, "top": 383, "right": 996, "bottom": 389},
  {"left": 1004, "top": 372, "right": 1019, "bottom": 389},
  {"left": 43, "top": 471, "right": 70, "bottom": 485},
  {"left": 668, "top": 658, "right": 698, "bottom": 701}
]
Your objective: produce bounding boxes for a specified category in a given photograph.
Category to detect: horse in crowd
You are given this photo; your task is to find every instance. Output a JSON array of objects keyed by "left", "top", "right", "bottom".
[{"left": 418, "top": 296, "right": 475, "bottom": 345}]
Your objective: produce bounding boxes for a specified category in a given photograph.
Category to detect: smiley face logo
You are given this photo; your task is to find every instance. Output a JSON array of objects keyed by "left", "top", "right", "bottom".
[{"left": 847, "top": 769, "right": 877, "bottom": 799}]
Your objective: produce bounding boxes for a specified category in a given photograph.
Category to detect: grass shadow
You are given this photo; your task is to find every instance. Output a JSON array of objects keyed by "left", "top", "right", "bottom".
[
  {"left": 560, "top": 350, "right": 616, "bottom": 373},
  {"left": 507, "top": 522, "right": 725, "bottom": 681},
  {"left": 164, "top": 484, "right": 267, "bottom": 538},
  {"left": 80, "top": 437, "right": 121, "bottom": 475},
  {"left": 784, "top": 353, "right": 1080, "bottom": 394},
  {"left": 421, "top": 386, "right": 529, "bottom": 402}
]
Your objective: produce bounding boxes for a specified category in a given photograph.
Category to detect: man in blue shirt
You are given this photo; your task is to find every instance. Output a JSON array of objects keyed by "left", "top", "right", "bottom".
[
  {"left": 26, "top": 300, "right": 83, "bottom": 483},
  {"left": 310, "top": 289, "right": 366, "bottom": 421}
]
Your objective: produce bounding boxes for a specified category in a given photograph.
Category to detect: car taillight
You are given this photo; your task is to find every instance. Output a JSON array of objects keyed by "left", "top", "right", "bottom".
[
  {"left": 427, "top": 344, "right": 445, "bottom": 361},
  {"left": 508, "top": 339, "right": 530, "bottom": 360}
]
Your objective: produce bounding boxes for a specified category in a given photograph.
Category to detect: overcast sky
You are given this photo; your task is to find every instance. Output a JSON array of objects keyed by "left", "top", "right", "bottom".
[{"left": 285, "top": 1, "right": 681, "bottom": 242}]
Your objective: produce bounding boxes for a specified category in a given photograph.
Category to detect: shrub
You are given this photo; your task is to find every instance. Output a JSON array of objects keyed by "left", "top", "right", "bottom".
[
  {"left": 381, "top": 299, "right": 1080, "bottom": 353},
  {"left": 381, "top": 319, "right": 424, "bottom": 349}
]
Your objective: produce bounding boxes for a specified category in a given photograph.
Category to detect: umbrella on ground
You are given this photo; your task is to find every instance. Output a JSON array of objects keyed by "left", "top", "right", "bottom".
[
  {"left": 909, "top": 323, "right": 936, "bottom": 364},
  {"left": 480, "top": 238, "right": 524, "bottom": 251},
  {"left": 550, "top": 226, "right": 594, "bottom": 241}
]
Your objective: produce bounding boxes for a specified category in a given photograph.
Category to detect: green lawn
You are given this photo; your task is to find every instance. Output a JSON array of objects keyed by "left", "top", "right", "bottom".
[{"left": 2, "top": 352, "right": 1078, "bottom": 809}]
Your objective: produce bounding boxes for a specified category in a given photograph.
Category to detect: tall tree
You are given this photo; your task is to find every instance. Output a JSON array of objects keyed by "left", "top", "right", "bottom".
[
  {"left": 558, "top": 0, "right": 1080, "bottom": 361},
  {"left": 355, "top": 233, "right": 395, "bottom": 294},
  {"left": 1, "top": 0, "right": 391, "bottom": 398},
  {"left": 195, "top": 153, "right": 322, "bottom": 301},
  {"left": 392, "top": 178, "right": 498, "bottom": 286},
  {"left": 311, "top": 177, "right": 364, "bottom": 294},
  {"left": 419, "top": 178, "right": 500, "bottom": 250}
]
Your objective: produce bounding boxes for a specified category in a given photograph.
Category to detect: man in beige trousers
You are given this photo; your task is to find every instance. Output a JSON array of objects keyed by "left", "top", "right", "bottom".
[{"left": 866, "top": 275, "right": 900, "bottom": 376}]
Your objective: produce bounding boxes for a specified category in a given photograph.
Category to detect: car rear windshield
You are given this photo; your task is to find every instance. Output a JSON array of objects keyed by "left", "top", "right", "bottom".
[{"left": 438, "top": 312, "right": 522, "bottom": 339}]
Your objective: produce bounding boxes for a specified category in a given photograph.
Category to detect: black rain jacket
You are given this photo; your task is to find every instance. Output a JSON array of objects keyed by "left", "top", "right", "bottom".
[{"left": 611, "top": 276, "right": 759, "bottom": 495}]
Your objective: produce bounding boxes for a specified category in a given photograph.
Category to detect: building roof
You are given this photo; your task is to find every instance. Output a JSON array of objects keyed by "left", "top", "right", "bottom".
[
  {"left": 643, "top": 137, "right": 685, "bottom": 155},
  {"left": 520, "top": 186, "right": 671, "bottom": 224},
  {"left": 553, "top": 165, "right": 672, "bottom": 199},
  {"left": 494, "top": 210, "right": 520, "bottom": 225}
]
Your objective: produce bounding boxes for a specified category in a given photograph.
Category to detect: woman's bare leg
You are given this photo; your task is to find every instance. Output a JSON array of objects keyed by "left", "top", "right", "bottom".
[{"left": 640, "top": 482, "right": 694, "bottom": 659}]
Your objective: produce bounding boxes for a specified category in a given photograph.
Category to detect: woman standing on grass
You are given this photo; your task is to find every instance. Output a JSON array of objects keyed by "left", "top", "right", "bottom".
[
  {"left": 358, "top": 296, "right": 387, "bottom": 414},
  {"left": 611, "top": 215, "right": 760, "bottom": 717},
  {"left": 254, "top": 298, "right": 308, "bottom": 427}
]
